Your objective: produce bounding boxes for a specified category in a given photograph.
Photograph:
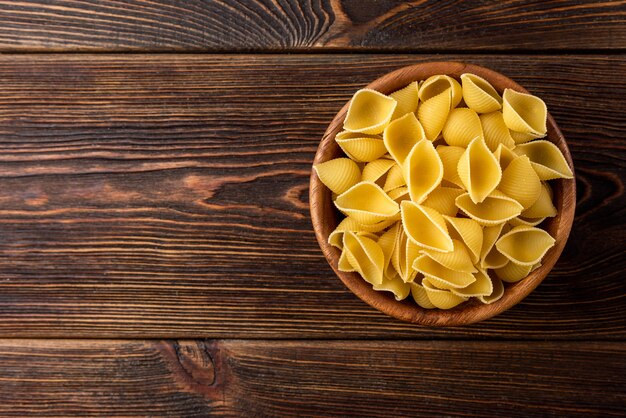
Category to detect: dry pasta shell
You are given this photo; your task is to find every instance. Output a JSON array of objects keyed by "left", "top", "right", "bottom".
[
  {"left": 498, "top": 155, "right": 542, "bottom": 209},
  {"left": 420, "top": 239, "right": 477, "bottom": 273},
  {"left": 418, "top": 88, "right": 452, "bottom": 141},
  {"left": 442, "top": 107, "right": 484, "bottom": 147},
  {"left": 338, "top": 246, "right": 356, "bottom": 272},
  {"left": 410, "top": 281, "right": 436, "bottom": 309},
  {"left": 383, "top": 163, "right": 406, "bottom": 192},
  {"left": 513, "top": 140, "right": 574, "bottom": 180},
  {"left": 502, "top": 88, "right": 547, "bottom": 138},
  {"left": 401, "top": 201, "right": 454, "bottom": 253},
  {"left": 494, "top": 261, "right": 533, "bottom": 283},
  {"left": 456, "top": 190, "right": 523, "bottom": 226},
  {"left": 390, "top": 81, "right": 419, "bottom": 120},
  {"left": 358, "top": 215, "right": 400, "bottom": 233},
  {"left": 477, "top": 275, "right": 504, "bottom": 304},
  {"left": 436, "top": 145, "right": 466, "bottom": 188},
  {"left": 343, "top": 232, "right": 385, "bottom": 285},
  {"left": 422, "top": 278, "right": 468, "bottom": 309},
  {"left": 480, "top": 111, "right": 516, "bottom": 152},
  {"left": 374, "top": 274, "right": 411, "bottom": 301},
  {"left": 422, "top": 186, "right": 463, "bottom": 217},
  {"left": 361, "top": 158, "right": 395, "bottom": 184},
  {"left": 480, "top": 223, "right": 510, "bottom": 269},
  {"left": 402, "top": 139, "right": 443, "bottom": 203},
  {"left": 494, "top": 143, "right": 518, "bottom": 171},
  {"left": 344, "top": 89, "right": 397, "bottom": 134},
  {"left": 522, "top": 182, "right": 557, "bottom": 219},
  {"left": 336, "top": 131, "right": 387, "bottom": 162},
  {"left": 495, "top": 225, "right": 556, "bottom": 266},
  {"left": 413, "top": 255, "right": 476, "bottom": 289},
  {"left": 451, "top": 268, "right": 494, "bottom": 298},
  {"left": 461, "top": 73, "right": 502, "bottom": 113},
  {"left": 419, "top": 75, "right": 463, "bottom": 109},
  {"left": 335, "top": 181, "right": 399, "bottom": 225},
  {"left": 442, "top": 215, "right": 483, "bottom": 264},
  {"left": 383, "top": 112, "right": 426, "bottom": 165},
  {"left": 387, "top": 186, "right": 410, "bottom": 203},
  {"left": 314, "top": 157, "right": 361, "bottom": 195},
  {"left": 328, "top": 217, "right": 361, "bottom": 249},
  {"left": 509, "top": 129, "right": 536, "bottom": 144},
  {"left": 391, "top": 228, "right": 419, "bottom": 283},
  {"left": 378, "top": 222, "right": 400, "bottom": 279},
  {"left": 509, "top": 216, "right": 546, "bottom": 227},
  {"left": 457, "top": 137, "right": 502, "bottom": 203}
]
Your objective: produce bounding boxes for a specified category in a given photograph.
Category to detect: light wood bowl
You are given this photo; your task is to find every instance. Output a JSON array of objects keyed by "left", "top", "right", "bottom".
[{"left": 310, "top": 62, "right": 576, "bottom": 326}]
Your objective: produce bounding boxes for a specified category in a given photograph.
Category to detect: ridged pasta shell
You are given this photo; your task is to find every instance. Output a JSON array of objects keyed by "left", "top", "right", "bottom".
[
  {"left": 314, "top": 157, "right": 361, "bottom": 195},
  {"left": 358, "top": 215, "right": 400, "bottom": 233},
  {"left": 480, "top": 223, "right": 510, "bottom": 269},
  {"left": 374, "top": 274, "right": 411, "bottom": 301},
  {"left": 495, "top": 225, "right": 556, "bottom": 266},
  {"left": 457, "top": 137, "right": 502, "bottom": 203},
  {"left": 456, "top": 190, "right": 523, "bottom": 226},
  {"left": 410, "top": 282, "right": 436, "bottom": 309},
  {"left": 390, "top": 81, "right": 419, "bottom": 120},
  {"left": 494, "top": 143, "right": 517, "bottom": 171},
  {"left": 420, "top": 239, "right": 477, "bottom": 273},
  {"left": 502, "top": 89, "right": 547, "bottom": 138},
  {"left": 344, "top": 89, "right": 397, "bottom": 134},
  {"left": 387, "top": 186, "right": 410, "bottom": 203},
  {"left": 391, "top": 228, "right": 419, "bottom": 283},
  {"left": 418, "top": 89, "right": 452, "bottom": 141},
  {"left": 451, "top": 268, "right": 494, "bottom": 297},
  {"left": 480, "top": 111, "right": 516, "bottom": 151},
  {"left": 509, "top": 216, "right": 546, "bottom": 227},
  {"left": 338, "top": 246, "right": 356, "bottom": 272},
  {"left": 522, "top": 182, "right": 557, "bottom": 219},
  {"left": 422, "top": 278, "right": 469, "bottom": 309},
  {"left": 498, "top": 155, "right": 542, "bottom": 209},
  {"left": 419, "top": 75, "right": 463, "bottom": 109},
  {"left": 328, "top": 217, "right": 361, "bottom": 249},
  {"left": 378, "top": 222, "right": 400, "bottom": 279},
  {"left": 343, "top": 232, "right": 385, "bottom": 285},
  {"left": 422, "top": 187, "right": 463, "bottom": 217},
  {"left": 461, "top": 73, "right": 502, "bottom": 113},
  {"left": 436, "top": 145, "right": 466, "bottom": 188},
  {"left": 494, "top": 261, "right": 533, "bottom": 283},
  {"left": 402, "top": 139, "right": 443, "bottom": 203},
  {"left": 477, "top": 275, "right": 504, "bottom": 304},
  {"left": 361, "top": 158, "right": 395, "bottom": 183},
  {"left": 442, "top": 108, "right": 484, "bottom": 147},
  {"left": 383, "top": 112, "right": 426, "bottom": 165},
  {"left": 383, "top": 164, "right": 406, "bottom": 192},
  {"left": 336, "top": 132, "right": 387, "bottom": 162},
  {"left": 509, "top": 129, "right": 536, "bottom": 144},
  {"left": 413, "top": 255, "right": 476, "bottom": 289},
  {"left": 335, "top": 181, "right": 399, "bottom": 225},
  {"left": 443, "top": 215, "right": 483, "bottom": 264},
  {"left": 401, "top": 201, "right": 454, "bottom": 252},
  {"left": 513, "top": 140, "right": 574, "bottom": 180}
]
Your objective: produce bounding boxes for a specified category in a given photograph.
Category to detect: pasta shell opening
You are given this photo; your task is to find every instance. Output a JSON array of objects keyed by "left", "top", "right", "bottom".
[
  {"left": 402, "top": 139, "right": 444, "bottom": 203},
  {"left": 383, "top": 112, "right": 426, "bottom": 165},
  {"left": 420, "top": 239, "right": 477, "bottom": 273},
  {"left": 335, "top": 181, "right": 399, "bottom": 225},
  {"left": 451, "top": 268, "right": 494, "bottom": 297},
  {"left": 344, "top": 89, "right": 397, "bottom": 134},
  {"left": 513, "top": 140, "right": 574, "bottom": 180},
  {"left": 457, "top": 137, "right": 502, "bottom": 203},
  {"left": 419, "top": 75, "right": 463, "bottom": 108},
  {"left": 494, "top": 261, "right": 533, "bottom": 283},
  {"left": 455, "top": 190, "right": 523, "bottom": 226},
  {"left": 461, "top": 73, "right": 502, "bottom": 113},
  {"left": 436, "top": 145, "right": 466, "bottom": 188},
  {"left": 343, "top": 232, "right": 385, "bottom": 285},
  {"left": 477, "top": 275, "right": 504, "bottom": 304},
  {"left": 502, "top": 89, "right": 547, "bottom": 138},
  {"left": 495, "top": 226, "right": 556, "bottom": 266},
  {"left": 401, "top": 201, "right": 454, "bottom": 253},
  {"left": 442, "top": 215, "right": 483, "bottom": 264},
  {"left": 373, "top": 274, "right": 411, "bottom": 301}
]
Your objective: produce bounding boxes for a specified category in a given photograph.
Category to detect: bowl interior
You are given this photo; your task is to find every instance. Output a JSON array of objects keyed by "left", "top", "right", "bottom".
[{"left": 310, "top": 62, "right": 576, "bottom": 326}]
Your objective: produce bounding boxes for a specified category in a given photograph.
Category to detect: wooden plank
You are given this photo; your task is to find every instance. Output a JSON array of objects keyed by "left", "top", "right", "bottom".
[
  {"left": 0, "top": 1, "right": 624, "bottom": 51},
  {"left": 0, "top": 339, "right": 624, "bottom": 417},
  {"left": 0, "top": 54, "right": 623, "bottom": 338}
]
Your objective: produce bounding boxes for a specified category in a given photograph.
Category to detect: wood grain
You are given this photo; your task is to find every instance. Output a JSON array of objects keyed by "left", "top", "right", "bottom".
[
  {"left": 0, "top": 339, "right": 623, "bottom": 417},
  {"left": 0, "top": 1, "right": 624, "bottom": 52},
  {"left": 0, "top": 54, "right": 623, "bottom": 338}
]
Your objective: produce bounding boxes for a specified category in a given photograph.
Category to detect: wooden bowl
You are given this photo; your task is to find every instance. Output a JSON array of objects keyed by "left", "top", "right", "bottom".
[{"left": 310, "top": 62, "right": 576, "bottom": 326}]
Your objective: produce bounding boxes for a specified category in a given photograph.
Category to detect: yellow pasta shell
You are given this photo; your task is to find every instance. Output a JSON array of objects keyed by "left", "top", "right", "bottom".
[
  {"left": 383, "top": 112, "right": 426, "bottom": 165},
  {"left": 391, "top": 228, "right": 419, "bottom": 283},
  {"left": 494, "top": 143, "right": 517, "bottom": 171},
  {"left": 436, "top": 145, "right": 466, "bottom": 188},
  {"left": 422, "top": 186, "right": 463, "bottom": 217},
  {"left": 344, "top": 89, "right": 397, "bottom": 134},
  {"left": 344, "top": 232, "right": 385, "bottom": 285},
  {"left": 387, "top": 186, "right": 410, "bottom": 203},
  {"left": 328, "top": 217, "right": 361, "bottom": 249},
  {"left": 390, "top": 81, "right": 419, "bottom": 120},
  {"left": 522, "top": 182, "right": 557, "bottom": 219},
  {"left": 443, "top": 215, "right": 483, "bottom": 264},
  {"left": 336, "top": 135, "right": 387, "bottom": 162},
  {"left": 338, "top": 246, "right": 356, "bottom": 272},
  {"left": 457, "top": 137, "right": 502, "bottom": 203},
  {"left": 420, "top": 239, "right": 477, "bottom": 273},
  {"left": 334, "top": 181, "right": 399, "bottom": 225},
  {"left": 480, "top": 223, "right": 509, "bottom": 269},
  {"left": 451, "top": 268, "right": 494, "bottom": 297},
  {"left": 361, "top": 158, "right": 395, "bottom": 184},
  {"left": 358, "top": 216, "right": 400, "bottom": 233},
  {"left": 374, "top": 274, "right": 411, "bottom": 301},
  {"left": 413, "top": 255, "right": 476, "bottom": 289},
  {"left": 401, "top": 201, "right": 454, "bottom": 253},
  {"left": 509, "top": 129, "right": 536, "bottom": 144},
  {"left": 456, "top": 190, "right": 523, "bottom": 226},
  {"left": 480, "top": 111, "right": 515, "bottom": 152},
  {"left": 383, "top": 164, "right": 406, "bottom": 192},
  {"left": 418, "top": 88, "right": 452, "bottom": 141},
  {"left": 314, "top": 157, "right": 361, "bottom": 195},
  {"left": 410, "top": 282, "right": 436, "bottom": 309},
  {"left": 502, "top": 89, "right": 547, "bottom": 138},
  {"left": 495, "top": 225, "right": 556, "bottom": 266},
  {"left": 509, "top": 216, "right": 546, "bottom": 227},
  {"left": 499, "top": 155, "right": 542, "bottom": 209},
  {"left": 378, "top": 222, "right": 400, "bottom": 279},
  {"left": 477, "top": 275, "right": 504, "bottom": 304},
  {"left": 461, "top": 73, "right": 502, "bottom": 113},
  {"left": 422, "top": 278, "right": 468, "bottom": 309},
  {"left": 513, "top": 140, "right": 574, "bottom": 180},
  {"left": 402, "top": 139, "right": 443, "bottom": 203},
  {"left": 419, "top": 75, "right": 463, "bottom": 109},
  {"left": 442, "top": 108, "right": 484, "bottom": 147},
  {"left": 494, "top": 261, "right": 533, "bottom": 283}
]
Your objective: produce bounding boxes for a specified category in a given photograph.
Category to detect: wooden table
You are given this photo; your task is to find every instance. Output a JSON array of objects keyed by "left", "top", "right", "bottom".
[{"left": 0, "top": 1, "right": 624, "bottom": 416}]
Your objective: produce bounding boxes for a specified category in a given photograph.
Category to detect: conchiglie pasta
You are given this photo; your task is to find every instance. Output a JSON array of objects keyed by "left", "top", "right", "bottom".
[
  {"left": 513, "top": 140, "right": 574, "bottom": 180},
  {"left": 495, "top": 226, "right": 555, "bottom": 266},
  {"left": 494, "top": 261, "right": 533, "bottom": 283},
  {"left": 451, "top": 268, "right": 494, "bottom": 298},
  {"left": 456, "top": 190, "right": 523, "bottom": 226},
  {"left": 420, "top": 239, "right": 477, "bottom": 273},
  {"left": 477, "top": 275, "right": 504, "bottom": 304},
  {"left": 343, "top": 232, "right": 385, "bottom": 285},
  {"left": 502, "top": 88, "right": 547, "bottom": 139},
  {"left": 480, "top": 223, "right": 510, "bottom": 270},
  {"left": 314, "top": 158, "right": 361, "bottom": 195},
  {"left": 334, "top": 181, "right": 399, "bottom": 225},
  {"left": 413, "top": 255, "right": 476, "bottom": 289},
  {"left": 422, "top": 186, "right": 463, "bottom": 217},
  {"left": 419, "top": 75, "right": 463, "bottom": 109},
  {"left": 436, "top": 145, "right": 465, "bottom": 188},
  {"left": 374, "top": 274, "right": 411, "bottom": 300},
  {"left": 335, "top": 131, "right": 387, "bottom": 162},
  {"left": 344, "top": 89, "right": 397, "bottom": 134},
  {"left": 418, "top": 89, "right": 452, "bottom": 141},
  {"left": 402, "top": 139, "right": 443, "bottom": 203},
  {"left": 498, "top": 155, "right": 542, "bottom": 209},
  {"left": 443, "top": 215, "right": 483, "bottom": 264},
  {"left": 390, "top": 81, "right": 419, "bottom": 120},
  {"left": 361, "top": 158, "right": 395, "bottom": 184},
  {"left": 494, "top": 143, "right": 518, "bottom": 171},
  {"left": 383, "top": 163, "right": 406, "bottom": 192},
  {"left": 401, "top": 201, "right": 453, "bottom": 253},
  {"left": 480, "top": 111, "right": 515, "bottom": 152},
  {"left": 422, "top": 278, "right": 468, "bottom": 309},
  {"left": 522, "top": 182, "right": 557, "bottom": 219},
  {"left": 383, "top": 112, "right": 426, "bottom": 165},
  {"left": 461, "top": 73, "right": 502, "bottom": 113},
  {"left": 457, "top": 137, "right": 502, "bottom": 204},
  {"left": 410, "top": 281, "right": 436, "bottom": 309},
  {"left": 442, "top": 107, "right": 483, "bottom": 147}
]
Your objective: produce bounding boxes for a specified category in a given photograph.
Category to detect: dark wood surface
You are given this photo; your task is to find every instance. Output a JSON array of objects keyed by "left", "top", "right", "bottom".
[
  {"left": 0, "top": 339, "right": 624, "bottom": 417},
  {"left": 0, "top": 2, "right": 625, "bottom": 416},
  {"left": 0, "top": 1, "right": 624, "bottom": 52}
]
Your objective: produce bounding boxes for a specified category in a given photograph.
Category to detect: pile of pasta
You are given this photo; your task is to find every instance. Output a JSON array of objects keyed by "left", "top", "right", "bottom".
[{"left": 315, "top": 73, "right": 573, "bottom": 309}]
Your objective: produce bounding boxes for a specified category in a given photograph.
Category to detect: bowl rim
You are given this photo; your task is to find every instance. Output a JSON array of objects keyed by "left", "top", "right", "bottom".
[{"left": 309, "top": 61, "right": 576, "bottom": 327}]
